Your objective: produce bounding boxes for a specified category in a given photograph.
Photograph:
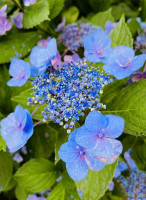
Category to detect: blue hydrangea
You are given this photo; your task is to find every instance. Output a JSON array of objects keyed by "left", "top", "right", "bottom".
[
  {"left": 58, "top": 129, "right": 106, "bottom": 181},
  {"left": 23, "top": 0, "right": 36, "bottom": 7},
  {"left": 124, "top": 150, "right": 137, "bottom": 169},
  {"left": 0, "top": 5, "right": 12, "bottom": 35},
  {"left": 75, "top": 110, "right": 124, "bottom": 164},
  {"left": 108, "top": 181, "right": 114, "bottom": 191},
  {"left": 58, "top": 22, "right": 96, "bottom": 52},
  {"left": 30, "top": 38, "right": 57, "bottom": 76},
  {"left": 0, "top": 105, "right": 33, "bottom": 153},
  {"left": 12, "top": 12, "right": 23, "bottom": 29},
  {"left": 134, "top": 29, "right": 146, "bottom": 54},
  {"left": 28, "top": 60, "right": 111, "bottom": 131},
  {"left": 105, "top": 21, "right": 118, "bottom": 34},
  {"left": 7, "top": 58, "right": 31, "bottom": 87},
  {"left": 84, "top": 28, "right": 113, "bottom": 63},
  {"left": 27, "top": 195, "right": 46, "bottom": 200},
  {"left": 103, "top": 45, "right": 146, "bottom": 79}
]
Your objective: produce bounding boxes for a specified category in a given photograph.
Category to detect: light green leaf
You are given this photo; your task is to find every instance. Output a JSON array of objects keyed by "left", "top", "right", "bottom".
[
  {"left": 0, "top": 151, "right": 13, "bottom": 190},
  {"left": 101, "top": 79, "right": 146, "bottom": 136},
  {"left": 49, "top": 0, "right": 65, "bottom": 19},
  {"left": 63, "top": 6, "right": 79, "bottom": 24},
  {"left": 47, "top": 182, "right": 65, "bottom": 200},
  {"left": 23, "top": 0, "right": 49, "bottom": 29},
  {"left": 0, "top": 28, "right": 39, "bottom": 64},
  {"left": 76, "top": 161, "right": 117, "bottom": 200},
  {"left": 14, "top": 158, "right": 57, "bottom": 193},
  {"left": 109, "top": 15, "right": 133, "bottom": 48},
  {"left": 15, "top": 184, "right": 30, "bottom": 200},
  {"left": 11, "top": 88, "right": 45, "bottom": 121},
  {"left": 90, "top": 8, "right": 114, "bottom": 28}
]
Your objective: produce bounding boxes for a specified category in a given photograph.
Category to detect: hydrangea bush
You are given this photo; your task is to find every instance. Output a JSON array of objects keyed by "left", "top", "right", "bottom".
[{"left": 0, "top": 0, "right": 146, "bottom": 199}]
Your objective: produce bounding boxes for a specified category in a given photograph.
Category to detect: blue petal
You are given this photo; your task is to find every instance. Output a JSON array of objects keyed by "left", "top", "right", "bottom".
[
  {"left": 103, "top": 114, "right": 125, "bottom": 138},
  {"left": 66, "top": 156, "right": 88, "bottom": 181},
  {"left": 114, "top": 167, "right": 121, "bottom": 178},
  {"left": 23, "top": 110, "right": 33, "bottom": 137},
  {"left": 85, "top": 110, "right": 107, "bottom": 132},
  {"left": 14, "top": 105, "right": 27, "bottom": 127},
  {"left": 58, "top": 141, "right": 80, "bottom": 163},
  {"left": 118, "top": 161, "right": 128, "bottom": 171},
  {"left": 30, "top": 46, "right": 48, "bottom": 67},
  {"left": 128, "top": 54, "right": 146, "bottom": 71},
  {"left": 30, "top": 66, "right": 40, "bottom": 77},
  {"left": 92, "top": 138, "right": 123, "bottom": 164},
  {"left": 75, "top": 125, "right": 97, "bottom": 149},
  {"left": 47, "top": 38, "right": 57, "bottom": 59},
  {"left": 85, "top": 150, "right": 106, "bottom": 171},
  {"left": 86, "top": 53, "right": 101, "bottom": 63},
  {"left": 9, "top": 58, "right": 27, "bottom": 77},
  {"left": 124, "top": 150, "right": 137, "bottom": 169},
  {"left": 68, "top": 129, "right": 77, "bottom": 142}
]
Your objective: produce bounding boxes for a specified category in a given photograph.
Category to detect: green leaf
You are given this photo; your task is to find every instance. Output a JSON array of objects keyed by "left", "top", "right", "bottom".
[
  {"left": 47, "top": 182, "right": 65, "bottom": 200},
  {"left": 127, "top": 19, "right": 143, "bottom": 36},
  {"left": 11, "top": 88, "right": 45, "bottom": 121},
  {"left": 55, "top": 128, "right": 68, "bottom": 164},
  {"left": 28, "top": 124, "right": 58, "bottom": 158},
  {"left": 0, "top": 28, "right": 39, "bottom": 64},
  {"left": 111, "top": 3, "right": 138, "bottom": 20},
  {"left": 76, "top": 161, "right": 117, "bottom": 200},
  {"left": 89, "top": 0, "right": 111, "bottom": 12},
  {"left": 90, "top": 8, "right": 114, "bottom": 28},
  {"left": 101, "top": 79, "right": 146, "bottom": 136},
  {"left": 23, "top": 0, "right": 49, "bottom": 29},
  {"left": 15, "top": 184, "right": 30, "bottom": 200},
  {"left": 63, "top": 6, "right": 79, "bottom": 24},
  {"left": 132, "top": 143, "right": 146, "bottom": 171},
  {"left": 14, "top": 158, "right": 57, "bottom": 193},
  {"left": 0, "top": 151, "right": 13, "bottom": 190},
  {"left": 0, "top": 133, "right": 6, "bottom": 152},
  {"left": 109, "top": 15, "right": 133, "bottom": 48},
  {"left": 49, "top": 0, "right": 65, "bottom": 19}
]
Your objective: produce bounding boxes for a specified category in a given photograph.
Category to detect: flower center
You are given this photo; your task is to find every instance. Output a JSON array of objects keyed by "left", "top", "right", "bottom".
[
  {"left": 98, "top": 133, "right": 103, "bottom": 138},
  {"left": 80, "top": 151, "right": 85, "bottom": 156}
]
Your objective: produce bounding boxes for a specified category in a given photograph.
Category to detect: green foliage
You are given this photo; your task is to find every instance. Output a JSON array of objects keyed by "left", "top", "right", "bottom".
[
  {"left": 0, "top": 151, "right": 13, "bottom": 190},
  {"left": 89, "top": 0, "right": 111, "bottom": 12},
  {"left": 0, "top": 133, "right": 6, "bottom": 152},
  {"left": 0, "top": 28, "right": 39, "bottom": 64},
  {"left": 101, "top": 79, "right": 146, "bottom": 136},
  {"left": 49, "top": 0, "right": 65, "bottom": 19},
  {"left": 63, "top": 6, "right": 79, "bottom": 24},
  {"left": 109, "top": 15, "right": 133, "bottom": 48},
  {"left": 132, "top": 143, "right": 146, "bottom": 171},
  {"left": 76, "top": 161, "right": 117, "bottom": 200},
  {"left": 127, "top": 19, "right": 143, "bottom": 36},
  {"left": 29, "top": 124, "right": 58, "bottom": 158},
  {"left": 111, "top": 3, "right": 138, "bottom": 20},
  {"left": 14, "top": 158, "right": 57, "bottom": 193},
  {"left": 15, "top": 185, "right": 30, "bottom": 200},
  {"left": 23, "top": 0, "right": 49, "bottom": 29},
  {"left": 11, "top": 88, "right": 46, "bottom": 120},
  {"left": 47, "top": 182, "right": 65, "bottom": 200},
  {"left": 90, "top": 8, "right": 114, "bottom": 28}
]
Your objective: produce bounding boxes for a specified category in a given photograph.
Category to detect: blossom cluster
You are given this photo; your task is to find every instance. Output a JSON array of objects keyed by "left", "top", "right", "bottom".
[
  {"left": 59, "top": 110, "right": 124, "bottom": 181},
  {"left": 28, "top": 60, "right": 110, "bottom": 131},
  {"left": 134, "top": 29, "right": 146, "bottom": 54}
]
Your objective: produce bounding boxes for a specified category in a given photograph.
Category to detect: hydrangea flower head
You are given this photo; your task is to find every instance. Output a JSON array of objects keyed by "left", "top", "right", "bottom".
[
  {"left": 0, "top": 105, "right": 33, "bottom": 153},
  {"left": 103, "top": 46, "right": 146, "bottom": 79},
  {"left": 23, "top": 0, "right": 36, "bottom": 7},
  {"left": 28, "top": 60, "right": 110, "bottom": 130},
  {"left": 12, "top": 12, "right": 23, "bottom": 29},
  {"left": 58, "top": 22, "right": 96, "bottom": 52},
  {"left": 30, "top": 38, "right": 57, "bottom": 76},
  {"left": 114, "top": 161, "right": 128, "bottom": 178},
  {"left": 76, "top": 110, "right": 124, "bottom": 164},
  {"left": 105, "top": 21, "right": 118, "bottom": 34},
  {"left": 7, "top": 58, "right": 31, "bottom": 87},
  {"left": 84, "top": 28, "right": 113, "bottom": 63},
  {"left": 134, "top": 29, "right": 146, "bottom": 54},
  {"left": 0, "top": 5, "right": 12, "bottom": 35},
  {"left": 59, "top": 129, "right": 106, "bottom": 181}
]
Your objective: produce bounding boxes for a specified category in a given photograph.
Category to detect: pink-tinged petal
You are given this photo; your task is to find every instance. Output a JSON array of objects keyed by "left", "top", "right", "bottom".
[
  {"left": 75, "top": 125, "right": 98, "bottom": 149},
  {"left": 85, "top": 110, "right": 107, "bottom": 132},
  {"left": 103, "top": 114, "right": 125, "bottom": 138},
  {"left": 92, "top": 138, "right": 123, "bottom": 164},
  {"left": 66, "top": 156, "right": 88, "bottom": 181}
]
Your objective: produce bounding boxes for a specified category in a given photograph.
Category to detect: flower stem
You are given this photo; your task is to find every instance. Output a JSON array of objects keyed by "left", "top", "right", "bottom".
[
  {"left": 12, "top": 0, "right": 23, "bottom": 11},
  {"left": 31, "top": 104, "right": 40, "bottom": 117},
  {"left": 88, "top": 62, "right": 93, "bottom": 67},
  {"left": 62, "top": 49, "right": 68, "bottom": 57},
  {"left": 33, "top": 120, "right": 43, "bottom": 127}
]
